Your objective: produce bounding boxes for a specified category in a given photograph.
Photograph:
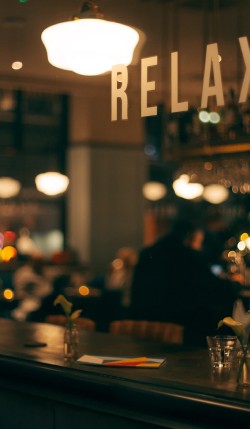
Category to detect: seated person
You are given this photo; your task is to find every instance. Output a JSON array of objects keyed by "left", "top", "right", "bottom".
[
  {"left": 130, "top": 219, "right": 241, "bottom": 346},
  {"left": 11, "top": 256, "right": 52, "bottom": 322}
]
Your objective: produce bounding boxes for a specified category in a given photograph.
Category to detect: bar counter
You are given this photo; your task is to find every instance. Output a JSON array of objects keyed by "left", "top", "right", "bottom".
[{"left": 0, "top": 318, "right": 249, "bottom": 429}]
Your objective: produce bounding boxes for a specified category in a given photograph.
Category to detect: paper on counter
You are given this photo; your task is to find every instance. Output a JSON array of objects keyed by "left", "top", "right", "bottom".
[{"left": 77, "top": 355, "right": 166, "bottom": 368}]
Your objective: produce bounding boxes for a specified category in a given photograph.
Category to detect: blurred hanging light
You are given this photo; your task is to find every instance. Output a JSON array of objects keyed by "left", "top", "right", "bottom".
[
  {"left": 0, "top": 177, "right": 21, "bottom": 198},
  {"left": 203, "top": 184, "right": 229, "bottom": 204},
  {"left": 41, "top": 1, "right": 141, "bottom": 76},
  {"left": 11, "top": 61, "right": 23, "bottom": 70},
  {"left": 142, "top": 181, "right": 167, "bottom": 201},
  {"left": 35, "top": 172, "right": 69, "bottom": 196},
  {"left": 173, "top": 174, "right": 204, "bottom": 200}
]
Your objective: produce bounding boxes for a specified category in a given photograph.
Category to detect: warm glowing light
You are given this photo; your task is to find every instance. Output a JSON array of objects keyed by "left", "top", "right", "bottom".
[
  {"left": 41, "top": 7, "right": 140, "bottom": 76},
  {"left": 240, "top": 232, "right": 249, "bottom": 242},
  {"left": 232, "top": 185, "right": 239, "bottom": 193},
  {"left": 246, "top": 237, "right": 250, "bottom": 250},
  {"left": 35, "top": 172, "right": 69, "bottom": 196},
  {"left": 112, "top": 258, "right": 124, "bottom": 270},
  {"left": 198, "top": 111, "right": 220, "bottom": 124},
  {"left": 1, "top": 246, "right": 17, "bottom": 262},
  {"left": 173, "top": 175, "right": 203, "bottom": 200},
  {"left": 204, "top": 162, "right": 213, "bottom": 171},
  {"left": 199, "top": 111, "right": 210, "bottom": 123},
  {"left": 4, "top": 230, "right": 16, "bottom": 243},
  {"left": 3, "top": 289, "right": 14, "bottom": 300},
  {"left": 11, "top": 61, "right": 23, "bottom": 70},
  {"left": 142, "top": 181, "right": 167, "bottom": 201},
  {"left": 242, "top": 183, "right": 250, "bottom": 192},
  {"left": 203, "top": 184, "right": 229, "bottom": 204},
  {"left": 228, "top": 250, "right": 237, "bottom": 259},
  {"left": 237, "top": 241, "right": 246, "bottom": 251},
  {"left": 209, "top": 112, "right": 220, "bottom": 124},
  {"left": 79, "top": 285, "right": 90, "bottom": 296},
  {"left": 16, "top": 228, "right": 39, "bottom": 255},
  {"left": 0, "top": 177, "right": 21, "bottom": 198}
]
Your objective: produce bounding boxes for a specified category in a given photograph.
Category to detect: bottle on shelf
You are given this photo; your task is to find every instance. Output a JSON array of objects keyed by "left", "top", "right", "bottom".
[
  {"left": 241, "top": 96, "right": 250, "bottom": 137},
  {"left": 223, "top": 88, "right": 243, "bottom": 141}
]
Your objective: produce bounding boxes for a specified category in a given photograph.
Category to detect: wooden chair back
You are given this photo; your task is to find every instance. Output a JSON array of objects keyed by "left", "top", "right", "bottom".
[{"left": 109, "top": 320, "right": 183, "bottom": 344}]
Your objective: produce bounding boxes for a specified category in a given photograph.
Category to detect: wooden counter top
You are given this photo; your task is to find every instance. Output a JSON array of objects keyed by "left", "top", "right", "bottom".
[{"left": 0, "top": 318, "right": 249, "bottom": 429}]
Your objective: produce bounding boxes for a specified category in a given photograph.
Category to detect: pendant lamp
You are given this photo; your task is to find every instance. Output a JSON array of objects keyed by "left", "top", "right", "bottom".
[
  {"left": 203, "top": 184, "right": 229, "bottom": 204},
  {"left": 35, "top": 172, "right": 69, "bottom": 196},
  {"left": 0, "top": 177, "right": 21, "bottom": 198},
  {"left": 41, "top": 1, "right": 140, "bottom": 76},
  {"left": 142, "top": 181, "right": 167, "bottom": 201},
  {"left": 173, "top": 174, "right": 204, "bottom": 200}
]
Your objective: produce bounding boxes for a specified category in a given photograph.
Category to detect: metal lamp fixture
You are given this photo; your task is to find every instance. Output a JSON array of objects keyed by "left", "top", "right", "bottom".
[
  {"left": 35, "top": 172, "right": 69, "bottom": 196},
  {"left": 41, "top": 1, "right": 141, "bottom": 76}
]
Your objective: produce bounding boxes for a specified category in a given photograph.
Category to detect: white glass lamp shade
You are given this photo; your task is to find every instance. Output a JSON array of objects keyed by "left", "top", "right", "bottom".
[
  {"left": 0, "top": 177, "right": 21, "bottom": 198},
  {"left": 35, "top": 172, "right": 69, "bottom": 196},
  {"left": 41, "top": 18, "right": 139, "bottom": 76},
  {"left": 203, "top": 184, "right": 229, "bottom": 204},
  {"left": 173, "top": 174, "right": 204, "bottom": 200},
  {"left": 142, "top": 181, "right": 167, "bottom": 201}
]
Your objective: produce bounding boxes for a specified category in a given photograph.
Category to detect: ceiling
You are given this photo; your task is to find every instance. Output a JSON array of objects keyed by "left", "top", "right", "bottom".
[
  {"left": 0, "top": 0, "right": 245, "bottom": 94},
  {"left": 0, "top": 0, "right": 157, "bottom": 91}
]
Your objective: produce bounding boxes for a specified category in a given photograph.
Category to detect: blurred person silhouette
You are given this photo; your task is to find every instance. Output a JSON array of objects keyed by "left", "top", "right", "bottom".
[
  {"left": 11, "top": 255, "right": 52, "bottom": 321},
  {"left": 97, "top": 247, "right": 138, "bottom": 330},
  {"left": 202, "top": 211, "right": 230, "bottom": 266},
  {"left": 130, "top": 218, "right": 241, "bottom": 346},
  {"left": 105, "top": 247, "right": 138, "bottom": 310}
]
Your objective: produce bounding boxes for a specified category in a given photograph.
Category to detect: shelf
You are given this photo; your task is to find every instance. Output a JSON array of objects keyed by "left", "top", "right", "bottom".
[{"left": 164, "top": 141, "right": 250, "bottom": 161}]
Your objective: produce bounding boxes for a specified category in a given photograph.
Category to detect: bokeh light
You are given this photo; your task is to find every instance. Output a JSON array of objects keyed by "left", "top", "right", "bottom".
[
  {"left": 209, "top": 112, "right": 220, "bottom": 124},
  {"left": 1, "top": 246, "right": 17, "bottom": 262},
  {"left": 240, "top": 232, "right": 249, "bottom": 242},
  {"left": 79, "top": 285, "right": 90, "bottom": 296},
  {"left": 237, "top": 241, "right": 246, "bottom": 251},
  {"left": 112, "top": 258, "right": 124, "bottom": 270},
  {"left": 4, "top": 230, "right": 16, "bottom": 244},
  {"left": 173, "top": 175, "right": 203, "bottom": 200},
  {"left": 142, "top": 181, "right": 167, "bottom": 201},
  {"left": 199, "top": 110, "right": 210, "bottom": 123},
  {"left": 3, "top": 289, "right": 14, "bottom": 300},
  {"left": 11, "top": 61, "right": 23, "bottom": 70},
  {"left": 202, "top": 184, "right": 229, "bottom": 204}
]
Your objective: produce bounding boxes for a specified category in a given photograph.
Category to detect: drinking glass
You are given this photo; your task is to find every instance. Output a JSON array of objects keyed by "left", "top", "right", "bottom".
[{"left": 206, "top": 335, "right": 238, "bottom": 369}]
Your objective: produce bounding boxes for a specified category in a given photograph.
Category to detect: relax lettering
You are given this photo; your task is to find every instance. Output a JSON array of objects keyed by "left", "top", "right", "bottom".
[{"left": 111, "top": 36, "right": 250, "bottom": 121}]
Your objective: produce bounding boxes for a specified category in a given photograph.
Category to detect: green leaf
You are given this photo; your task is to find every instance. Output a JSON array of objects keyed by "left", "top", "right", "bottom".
[
  {"left": 70, "top": 309, "right": 82, "bottom": 320},
  {"left": 54, "top": 294, "right": 72, "bottom": 316},
  {"left": 217, "top": 320, "right": 224, "bottom": 329},
  {"left": 218, "top": 316, "right": 245, "bottom": 344}
]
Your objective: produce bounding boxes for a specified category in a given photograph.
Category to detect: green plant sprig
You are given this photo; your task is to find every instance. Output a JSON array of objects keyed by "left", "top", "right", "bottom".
[
  {"left": 54, "top": 294, "right": 82, "bottom": 327},
  {"left": 217, "top": 316, "right": 249, "bottom": 345}
]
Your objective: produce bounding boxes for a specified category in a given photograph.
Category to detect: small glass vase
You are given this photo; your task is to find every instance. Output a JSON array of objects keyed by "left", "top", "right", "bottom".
[
  {"left": 237, "top": 345, "right": 250, "bottom": 388},
  {"left": 64, "top": 322, "right": 79, "bottom": 363}
]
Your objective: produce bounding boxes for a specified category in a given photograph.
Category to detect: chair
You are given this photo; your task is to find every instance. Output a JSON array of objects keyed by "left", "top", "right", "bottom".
[
  {"left": 45, "top": 314, "right": 96, "bottom": 331},
  {"left": 109, "top": 320, "right": 183, "bottom": 345}
]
